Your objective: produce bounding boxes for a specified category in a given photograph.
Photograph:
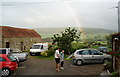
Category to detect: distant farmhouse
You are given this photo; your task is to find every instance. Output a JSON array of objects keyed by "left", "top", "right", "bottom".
[{"left": 0, "top": 26, "right": 41, "bottom": 51}]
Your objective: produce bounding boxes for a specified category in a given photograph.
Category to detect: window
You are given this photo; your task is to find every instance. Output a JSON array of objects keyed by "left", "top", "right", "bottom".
[
  {"left": 98, "top": 47, "right": 107, "bottom": 52},
  {"left": 10, "top": 49, "right": 14, "bottom": 52},
  {"left": 6, "top": 42, "right": 10, "bottom": 48},
  {"left": 7, "top": 55, "right": 16, "bottom": 62},
  {"left": 0, "top": 57, "right": 6, "bottom": 62},
  {"left": 41, "top": 45, "right": 43, "bottom": 49},
  {"left": 32, "top": 45, "right": 41, "bottom": 49},
  {"left": 82, "top": 50, "right": 90, "bottom": 55},
  {"left": 77, "top": 50, "right": 82, "bottom": 55},
  {"left": 24, "top": 46, "right": 26, "bottom": 50},
  {"left": 77, "top": 50, "right": 90, "bottom": 55},
  {"left": 10, "top": 49, "right": 17, "bottom": 53},
  {"left": 20, "top": 42, "right": 23, "bottom": 51},
  {"left": 0, "top": 49, "right": 6, "bottom": 54},
  {"left": 102, "top": 48, "right": 107, "bottom": 52},
  {"left": 91, "top": 50, "right": 103, "bottom": 55}
]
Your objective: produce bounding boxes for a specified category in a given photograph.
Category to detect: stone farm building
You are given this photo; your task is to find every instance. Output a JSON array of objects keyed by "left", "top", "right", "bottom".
[{"left": 0, "top": 26, "right": 41, "bottom": 51}]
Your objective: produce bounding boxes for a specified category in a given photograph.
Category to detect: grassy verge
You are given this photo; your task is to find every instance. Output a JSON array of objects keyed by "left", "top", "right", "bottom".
[
  {"left": 22, "top": 50, "right": 30, "bottom": 52},
  {"left": 32, "top": 55, "right": 72, "bottom": 60}
]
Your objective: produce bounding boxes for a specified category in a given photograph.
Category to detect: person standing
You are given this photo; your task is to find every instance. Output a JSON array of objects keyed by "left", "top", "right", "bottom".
[
  {"left": 54, "top": 48, "right": 60, "bottom": 72},
  {"left": 60, "top": 50, "right": 64, "bottom": 70}
]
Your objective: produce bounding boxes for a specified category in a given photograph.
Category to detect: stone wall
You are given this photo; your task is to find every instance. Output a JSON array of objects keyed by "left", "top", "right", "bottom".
[{"left": 2, "top": 37, "right": 41, "bottom": 51}]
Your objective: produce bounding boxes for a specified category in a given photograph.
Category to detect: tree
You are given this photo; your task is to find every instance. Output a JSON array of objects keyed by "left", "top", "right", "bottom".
[
  {"left": 83, "top": 38, "right": 95, "bottom": 47},
  {"left": 106, "top": 35, "right": 112, "bottom": 48},
  {"left": 51, "top": 27, "right": 81, "bottom": 55}
]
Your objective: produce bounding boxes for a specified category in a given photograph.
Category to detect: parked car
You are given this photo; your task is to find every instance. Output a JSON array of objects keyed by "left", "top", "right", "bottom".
[
  {"left": 72, "top": 49, "right": 112, "bottom": 66},
  {"left": 0, "top": 48, "right": 28, "bottom": 62},
  {"left": 97, "top": 47, "right": 109, "bottom": 53},
  {"left": 0, "top": 54, "right": 18, "bottom": 77},
  {"left": 30, "top": 43, "right": 48, "bottom": 56}
]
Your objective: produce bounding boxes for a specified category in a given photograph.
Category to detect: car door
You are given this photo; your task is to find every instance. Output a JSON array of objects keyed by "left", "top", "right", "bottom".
[
  {"left": 90, "top": 50, "right": 104, "bottom": 63},
  {"left": 0, "top": 57, "right": 7, "bottom": 68},
  {"left": 80, "top": 50, "right": 93, "bottom": 63}
]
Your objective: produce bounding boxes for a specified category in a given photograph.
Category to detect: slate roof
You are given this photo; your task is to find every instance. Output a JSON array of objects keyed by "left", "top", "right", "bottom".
[{"left": 0, "top": 26, "right": 41, "bottom": 38}]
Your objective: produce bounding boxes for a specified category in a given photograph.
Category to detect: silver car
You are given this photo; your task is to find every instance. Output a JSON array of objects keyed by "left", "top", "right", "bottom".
[
  {"left": 0, "top": 48, "right": 28, "bottom": 62},
  {"left": 72, "top": 49, "right": 112, "bottom": 66}
]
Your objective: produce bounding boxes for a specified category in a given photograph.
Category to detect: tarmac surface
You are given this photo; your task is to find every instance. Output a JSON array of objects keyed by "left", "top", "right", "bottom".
[{"left": 11, "top": 56, "right": 104, "bottom": 76}]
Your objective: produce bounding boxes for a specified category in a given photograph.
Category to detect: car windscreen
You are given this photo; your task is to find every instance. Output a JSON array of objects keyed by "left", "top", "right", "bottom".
[
  {"left": 10, "top": 49, "right": 21, "bottom": 53},
  {"left": 0, "top": 49, "right": 6, "bottom": 54},
  {"left": 32, "top": 45, "right": 41, "bottom": 49},
  {"left": 7, "top": 55, "right": 17, "bottom": 62}
]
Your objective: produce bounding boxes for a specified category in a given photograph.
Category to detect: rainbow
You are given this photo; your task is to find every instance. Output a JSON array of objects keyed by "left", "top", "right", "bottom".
[{"left": 62, "top": 0, "right": 86, "bottom": 38}]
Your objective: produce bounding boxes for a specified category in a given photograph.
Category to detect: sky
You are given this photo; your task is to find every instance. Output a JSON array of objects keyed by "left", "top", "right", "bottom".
[{"left": 0, "top": 0, "right": 120, "bottom": 31}]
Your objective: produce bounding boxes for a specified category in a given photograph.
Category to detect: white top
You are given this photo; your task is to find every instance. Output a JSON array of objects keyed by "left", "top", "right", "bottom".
[{"left": 54, "top": 50, "right": 60, "bottom": 58}]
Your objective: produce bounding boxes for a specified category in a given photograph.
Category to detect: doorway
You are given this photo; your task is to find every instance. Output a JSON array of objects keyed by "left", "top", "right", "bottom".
[
  {"left": 6, "top": 42, "right": 10, "bottom": 48},
  {"left": 20, "top": 42, "right": 23, "bottom": 51}
]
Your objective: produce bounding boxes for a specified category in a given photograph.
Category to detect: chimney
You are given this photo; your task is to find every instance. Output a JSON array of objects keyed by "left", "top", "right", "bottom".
[{"left": 118, "top": 1, "right": 120, "bottom": 32}]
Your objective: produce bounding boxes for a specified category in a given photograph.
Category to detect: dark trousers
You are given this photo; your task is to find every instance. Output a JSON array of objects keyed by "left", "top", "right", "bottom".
[{"left": 61, "top": 61, "right": 64, "bottom": 67}]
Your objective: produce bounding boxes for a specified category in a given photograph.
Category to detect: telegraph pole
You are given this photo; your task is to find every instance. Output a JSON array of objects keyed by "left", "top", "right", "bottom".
[{"left": 117, "top": 1, "right": 120, "bottom": 32}]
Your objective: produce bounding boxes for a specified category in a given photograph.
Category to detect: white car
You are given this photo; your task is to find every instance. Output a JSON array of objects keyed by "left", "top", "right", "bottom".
[{"left": 72, "top": 49, "right": 112, "bottom": 66}]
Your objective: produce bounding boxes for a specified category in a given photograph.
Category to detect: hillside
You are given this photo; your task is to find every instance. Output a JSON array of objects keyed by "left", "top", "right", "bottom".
[{"left": 34, "top": 27, "right": 116, "bottom": 38}]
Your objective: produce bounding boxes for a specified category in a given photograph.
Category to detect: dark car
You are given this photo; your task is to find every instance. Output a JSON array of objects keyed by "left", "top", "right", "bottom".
[{"left": 97, "top": 47, "right": 109, "bottom": 53}]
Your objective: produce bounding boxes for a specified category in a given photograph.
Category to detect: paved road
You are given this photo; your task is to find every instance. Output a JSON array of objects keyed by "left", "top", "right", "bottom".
[{"left": 11, "top": 56, "right": 104, "bottom": 76}]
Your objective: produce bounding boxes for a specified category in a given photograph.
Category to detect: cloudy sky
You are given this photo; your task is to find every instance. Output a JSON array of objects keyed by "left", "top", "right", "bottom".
[{"left": 0, "top": 0, "right": 120, "bottom": 31}]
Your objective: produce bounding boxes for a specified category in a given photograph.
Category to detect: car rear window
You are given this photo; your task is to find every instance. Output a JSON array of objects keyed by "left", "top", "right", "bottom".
[
  {"left": 7, "top": 55, "right": 16, "bottom": 62},
  {"left": 0, "top": 49, "right": 6, "bottom": 54}
]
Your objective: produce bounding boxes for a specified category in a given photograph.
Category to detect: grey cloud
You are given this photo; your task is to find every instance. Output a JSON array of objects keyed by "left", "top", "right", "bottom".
[
  {"left": 0, "top": 1, "right": 119, "bottom": 31},
  {"left": 1, "top": 1, "right": 57, "bottom": 6}
]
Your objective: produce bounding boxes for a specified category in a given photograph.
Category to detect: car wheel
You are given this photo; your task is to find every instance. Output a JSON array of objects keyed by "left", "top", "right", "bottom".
[
  {"left": 30, "top": 53, "right": 33, "bottom": 56},
  {"left": 35, "top": 52, "right": 40, "bottom": 56},
  {"left": 1, "top": 68, "right": 11, "bottom": 77},
  {"left": 103, "top": 59, "right": 110, "bottom": 63},
  {"left": 76, "top": 60, "right": 83, "bottom": 66}
]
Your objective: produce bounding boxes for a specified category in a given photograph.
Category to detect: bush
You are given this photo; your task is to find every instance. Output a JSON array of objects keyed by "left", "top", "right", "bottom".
[
  {"left": 111, "top": 72, "right": 119, "bottom": 77},
  {"left": 46, "top": 49, "right": 55, "bottom": 57},
  {"left": 41, "top": 52, "right": 48, "bottom": 57},
  {"left": 40, "top": 48, "right": 56, "bottom": 57}
]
